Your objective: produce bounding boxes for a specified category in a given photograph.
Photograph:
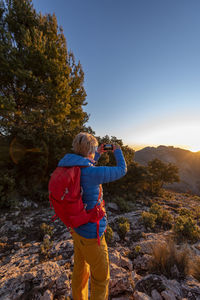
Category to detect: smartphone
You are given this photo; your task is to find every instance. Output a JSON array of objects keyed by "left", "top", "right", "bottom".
[{"left": 103, "top": 144, "right": 113, "bottom": 151}]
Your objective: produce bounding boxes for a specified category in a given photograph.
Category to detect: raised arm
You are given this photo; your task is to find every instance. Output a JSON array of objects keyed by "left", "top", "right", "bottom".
[{"left": 84, "top": 148, "right": 127, "bottom": 185}]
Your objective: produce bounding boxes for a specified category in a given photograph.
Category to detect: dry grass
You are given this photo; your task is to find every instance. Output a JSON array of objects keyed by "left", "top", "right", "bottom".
[
  {"left": 190, "top": 256, "right": 200, "bottom": 282},
  {"left": 148, "top": 240, "right": 190, "bottom": 279}
]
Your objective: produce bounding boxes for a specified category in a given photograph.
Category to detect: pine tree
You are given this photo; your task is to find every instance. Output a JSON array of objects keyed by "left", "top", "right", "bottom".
[{"left": 0, "top": 0, "right": 88, "bottom": 199}]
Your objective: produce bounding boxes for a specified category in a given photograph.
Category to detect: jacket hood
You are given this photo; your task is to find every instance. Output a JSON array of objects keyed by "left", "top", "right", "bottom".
[{"left": 58, "top": 153, "right": 94, "bottom": 167}]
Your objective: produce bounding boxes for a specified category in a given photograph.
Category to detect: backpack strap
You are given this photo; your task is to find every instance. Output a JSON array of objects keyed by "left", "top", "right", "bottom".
[
  {"left": 97, "top": 185, "right": 103, "bottom": 245},
  {"left": 97, "top": 220, "right": 100, "bottom": 245}
]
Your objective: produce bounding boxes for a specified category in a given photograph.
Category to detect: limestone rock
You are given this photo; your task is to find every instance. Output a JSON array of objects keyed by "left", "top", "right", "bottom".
[
  {"left": 109, "top": 249, "right": 132, "bottom": 271},
  {"left": 134, "top": 290, "right": 152, "bottom": 300},
  {"left": 135, "top": 274, "right": 166, "bottom": 296},
  {"left": 0, "top": 261, "right": 71, "bottom": 300},
  {"left": 107, "top": 202, "right": 119, "bottom": 211},
  {"left": 109, "top": 263, "right": 134, "bottom": 296},
  {"left": 151, "top": 289, "right": 162, "bottom": 300},
  {"left": 133, "top": 254, "right": 151, "bottom": 271},
  {"left": 40, "top": 289, "right": 53, "bottom": 300},
  {"left": 161, "top": 289, "right": 177, "bottom": 300}
]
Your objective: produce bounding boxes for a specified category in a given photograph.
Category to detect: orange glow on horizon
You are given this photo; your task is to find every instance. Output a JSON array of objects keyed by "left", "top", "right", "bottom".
[
  {"left": 126, "top": 119, "right": 200, "bottom": 153},
  {"left": 128, "top": 143, "right": 200, "bottom": 153}
]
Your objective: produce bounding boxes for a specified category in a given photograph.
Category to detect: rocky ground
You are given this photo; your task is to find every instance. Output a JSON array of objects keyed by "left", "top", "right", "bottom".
[{"left": 0, "top": 192, "right": 200, "bottom": 300}]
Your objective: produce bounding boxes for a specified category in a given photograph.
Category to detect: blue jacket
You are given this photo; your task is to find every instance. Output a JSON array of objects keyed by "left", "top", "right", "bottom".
[{"left": 58, "top": 149, "right": 127, "bottom": 238}]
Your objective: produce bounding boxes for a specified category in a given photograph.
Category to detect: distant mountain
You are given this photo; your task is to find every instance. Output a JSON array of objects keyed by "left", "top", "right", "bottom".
[{"left": 134, "top": 145, "right": 200, "bottom": 195}]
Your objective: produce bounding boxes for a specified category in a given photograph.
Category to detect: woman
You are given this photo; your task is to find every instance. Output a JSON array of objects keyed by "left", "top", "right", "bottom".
[{"left": 58, "top": 132, "right": 127, "bottom": 300}]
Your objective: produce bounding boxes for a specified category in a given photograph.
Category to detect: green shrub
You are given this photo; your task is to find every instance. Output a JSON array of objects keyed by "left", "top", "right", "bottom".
[
  {"left": 40, "top": 238, "right": 53, "bottom": 259},
  {"left": 149, "top": 203, "right": 162, "bottom": 215},
  {"left": 158, "top": 209, "right": 173, "bottom": 230},
  {"left": 148, "top": 203, "right": 173, "bottom": 230},
  {"left": 174, "top": 216, "right": 200, "bottom": 242},
  {"left": 117, "top": 217, "right": 130, "bottom": 239},
  {"left": 114, "top": 196, "right": 131, "bottom": 213},
  {"left": 192, "top": 195, "right": 200, "bottom": 202},
  {"left": 128, "top": 245, "right": 142, "bottom": 260},
  {"left": 105, "top": 225, "right": 114, "bottom": 244},
  {"left": 0, "top": 171, "right": 16, "bottom": 208},
  {"left": 179, "top": 208, "right": 193, "bottom": 218},
  {"left": 142, "top": 211, "right": 157, "bottom": 229},
  {"left": 118, "top": 222, "right": 130, "bottom": 240},
  {"left": 117, "top": 216, "right": 129, "bottom": 224},
  {"left": 40, "top": 223, "right": 54, "bottom": 239}
]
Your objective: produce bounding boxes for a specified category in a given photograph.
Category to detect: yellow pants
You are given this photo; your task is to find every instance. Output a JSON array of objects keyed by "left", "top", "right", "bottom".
[{"left": 71, "top": 231, "right": 110, "bottom": 300}]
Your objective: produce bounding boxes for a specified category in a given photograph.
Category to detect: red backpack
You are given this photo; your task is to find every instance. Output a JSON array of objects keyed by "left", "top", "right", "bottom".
[{"left": 48, "top": 166, "right": 105, "bottom": 243}]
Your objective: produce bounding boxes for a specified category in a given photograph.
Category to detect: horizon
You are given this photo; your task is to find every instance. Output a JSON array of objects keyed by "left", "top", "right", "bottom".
[{"left": 128, "top": 143, "right": 200, "bottom": 153}]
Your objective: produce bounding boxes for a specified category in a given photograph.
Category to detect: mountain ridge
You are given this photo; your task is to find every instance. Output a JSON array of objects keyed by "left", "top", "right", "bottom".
[{"left": 134, "top": 145, "right": 200, "bottom": 195}]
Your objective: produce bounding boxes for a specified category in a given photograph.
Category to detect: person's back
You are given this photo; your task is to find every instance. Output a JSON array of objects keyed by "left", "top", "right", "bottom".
[{"left": 58, "top": 132, "right": 127, "bottom": 300}]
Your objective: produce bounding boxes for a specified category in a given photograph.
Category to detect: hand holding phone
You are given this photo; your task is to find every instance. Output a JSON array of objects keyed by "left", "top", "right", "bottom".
[{"left": 103, "top": 144, "right": 113, "bottom": 151}]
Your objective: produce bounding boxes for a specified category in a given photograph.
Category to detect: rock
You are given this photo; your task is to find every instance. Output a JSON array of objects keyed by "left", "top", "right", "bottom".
[
  {"left": 181, "top": 275, "right": 200, "bottom": 299},
  {"left": 109, "top": 250, "right": 121, "bottom": 266},
  {"left": 133, "top": 254, "right": 151, "bottom": 271},
  {"left": 43, "top": 234, "right": 51, "bottom": 241},
  {"left": 20, "top": 199, "right": 33, "bottom": 208},
  {"left": 51, "top": 239, "right": 74, "bottom": 259},
  {"left": 40, "top": 289, "right": 53, "bottom": 300},
  {"left": 136, "top": 235, "right": 167, "bottom": 255},
  {"left": 134, "top": 290, "right": 152, "bottom": 300},
  {"left": 131, "top": 270, "right": 142, "bottom": 284},
  {"left": 0, "top": 236, "right": 8, "bottom": 242},
  {"left": 109, "top": 249, "right": 132, "bottom": 271},
  {"left": 135, "top": 274, "right": 184, "bottom": 299},
  {"left": 1, "top": 191, "right": 200, "bottom": 300},
  {"left": 166, "top": 279, "right": 182, "bottom": 298},
  {"left": 14, "top": 242, "right": 23, "bottom": 250},
  {"left": 135, "top": 274, "right": 166, "bottom": 296},
  {"left": 151, "top": 289, "right": 162, "bottom": 300},
  {"left": 0, "top": 221, "right": 13, "bottom": 234},
  {"left": 0, "top": 261, "right": 71, "bottom": 300},
  {"left": 113, "top": 231, "right": 120, "bottom": 242},
  {"left": 120, "top": 256, "right": 133, "bottom": 271},
  {"left": 109, "top": 263, "right": 134, "bottom": 296},
  {"left": 107, "top": 202, "right": 119, "bottom": 211},
  {"left": 161, "top": 289, "right": 176, "bottom": 300},
  {"left": 112, "top": 297, "right": 130, "bottom": 300},
  {"left": 59, "top": 231, "right": 71, "bottom": 241},
  {"left": 170, "top": 264, "right": 180, "bottom": 278}
]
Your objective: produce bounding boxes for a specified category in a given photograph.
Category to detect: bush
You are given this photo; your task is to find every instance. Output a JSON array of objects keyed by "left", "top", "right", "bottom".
[
  {"left": 117, "top": 217, "right": 130, "bottom": 240},
  {"left": 149, "top": 203, "right": 162, "bottom": 215},
  {"left": 105, "top": 225, "right": 114, "bottom": 244},
  {"left": 113, "top": 196, "right": 131, "bottom": 213},
  {"left": 142, "top": 212, "right": 157, "bottom": 229},
  {"left": 149, "top": 203, "right": 173, "bottom": 230},
  {"left": 179, "top": 208, "right": 193, "bottom": 218},
  {"left": 118, "top": 222, "right": 130, "bottom": 240},
  {"left": 128, "top": 245, "right": 142, "bottom": 259},
  {"left": 40, "top": 237, "right": 53, "bottom": 260},
  {"left": 40, "top": 223, "right": 54, "bottom": 239},
  {"left": 0, "top": 171, "right": 16, "bottom": 208},
  {"left": 117, "top": 216, "right": 129, "bottom": 224},
  {"left": 174, "top": 216, "right": 200, "bottom": 242},
  {"left": 158, "top": 209, "right": 173, "bottom": 230},
  {"left": 148, "top": 240, "right": 190, "bottom": 279}
]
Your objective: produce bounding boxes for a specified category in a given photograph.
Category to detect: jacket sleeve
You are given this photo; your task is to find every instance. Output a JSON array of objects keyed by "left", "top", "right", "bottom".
[{"left": 84, "top": 149, "right": 127, "bottom": 185}]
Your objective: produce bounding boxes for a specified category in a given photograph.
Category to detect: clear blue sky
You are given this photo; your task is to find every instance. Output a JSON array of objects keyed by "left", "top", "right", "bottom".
[{"left": 32, "top": 0, "right": 200, "bottom": 151}]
